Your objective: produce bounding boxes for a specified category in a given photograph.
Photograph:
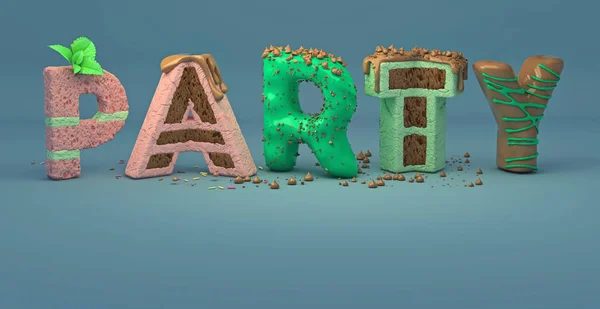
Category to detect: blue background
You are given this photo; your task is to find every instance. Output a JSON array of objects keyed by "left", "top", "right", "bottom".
[{"left": 1, "top": 0, "right": 598, "bottom": 308}]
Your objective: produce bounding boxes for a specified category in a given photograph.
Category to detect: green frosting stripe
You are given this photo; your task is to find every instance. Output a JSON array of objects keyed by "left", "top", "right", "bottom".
[
  {"left": 482, "top": 63, "right": 561, "bottom": 170},
  {"left": 45, "top": 111, "right": 129, "bottom": 127},
  {"left": 46, "top": 149, "right": 80, "bottom": 160}
]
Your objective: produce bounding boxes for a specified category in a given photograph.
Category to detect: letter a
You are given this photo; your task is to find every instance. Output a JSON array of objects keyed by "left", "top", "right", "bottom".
[{"left": 126, "top": 54, "right": 256, "bottom": 179}]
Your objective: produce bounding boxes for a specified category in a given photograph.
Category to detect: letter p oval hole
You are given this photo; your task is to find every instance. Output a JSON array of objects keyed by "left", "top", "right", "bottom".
[{"left": 261, "top": 46, "right": 358, "bottom": 178}]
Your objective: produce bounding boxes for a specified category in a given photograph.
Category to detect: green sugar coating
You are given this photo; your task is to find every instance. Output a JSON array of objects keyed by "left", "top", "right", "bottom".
[
  {"left": 46, "top": 149, "right": 80, "bottom": 160},
  {"left": 481, "top": 64, "right": 561, "bottom": 170},
  {"left": 45, "top": 111, "right": 129, "bottom": 127},
  {"left": 365, "top": 61, "right": 462, "bottom": 173},
  {"left": 262, "top": 46, "right": 358, "bottom": 178}
]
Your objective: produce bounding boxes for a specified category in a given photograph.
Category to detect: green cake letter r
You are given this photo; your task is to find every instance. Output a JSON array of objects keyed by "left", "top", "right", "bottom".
[{"left": 261, "top": 46, "right": 358, "bottom": 178}]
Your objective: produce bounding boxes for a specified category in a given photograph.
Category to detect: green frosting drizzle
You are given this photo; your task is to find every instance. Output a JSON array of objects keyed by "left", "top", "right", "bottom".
[
  {"left": 262, "top": 49, "right": 358, "bottom": 178},
  {"left": 46, "top": 149, "right": 80, "bottom": 160},
  {"left": 482, "top": 64, "right": 561, "bottom": 170},
  {"left": 45, "top": 111, "right": 129, "bottom": 127}
]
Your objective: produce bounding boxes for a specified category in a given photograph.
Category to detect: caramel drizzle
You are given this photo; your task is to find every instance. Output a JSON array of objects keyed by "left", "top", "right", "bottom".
[
  {"left": 160, "top": 54, "right": 229, "bottom": 101},
  {"left": 362, "top": 46, "right": 468, "bottom": 93}
]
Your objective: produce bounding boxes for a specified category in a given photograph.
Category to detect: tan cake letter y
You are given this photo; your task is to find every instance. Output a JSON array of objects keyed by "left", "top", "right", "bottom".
[{"left": 472, "top": 56, "right": 564, "bottom": 173}]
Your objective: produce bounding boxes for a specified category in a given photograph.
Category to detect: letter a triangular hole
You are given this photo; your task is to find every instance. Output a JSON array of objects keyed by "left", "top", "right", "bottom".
[{"left": 125, "top": 54, "right": 256, "bottom": 179}]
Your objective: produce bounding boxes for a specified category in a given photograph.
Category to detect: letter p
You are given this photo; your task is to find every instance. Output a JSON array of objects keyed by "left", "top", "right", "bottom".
[{"left": 43, "top": 67, "right": 129, "bottom": 180}]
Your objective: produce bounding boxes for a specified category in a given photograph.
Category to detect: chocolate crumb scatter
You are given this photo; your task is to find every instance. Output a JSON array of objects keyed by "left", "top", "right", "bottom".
[
  {"left": 234, "top": 176, "right": 245, "bottom": 184},
  {"left": 476, "top": 168, "right": 483, "bottom": 175},
  {"left": 468, "top": 182, "right": 475, "bottom": 187},
  {"left": 288, "top": 177, "right": 297, "bottom": 185},
  {"left": 363, "top": 46, "right": 468, "bottom": 92},
  {"left": 358, "top": 168, "right": 363, "bottom": 174},
  {"left": 368, "top": 180, "right": 378, "bottom": 188},
  {"left": 416, "top": 176, "right": 424, "bottom": 183},
  {"left": 476, "top": 178, "right": 483, "bottom": 185},
  {"left": 383, "top": 173, "right": 392, "bottom": 180},
  {"left": 244, "top": 176, "right": 251, "bottom": 182},
  {"left": 377, "top": 179, "right": 385, "bottom": 186},
  {"left": 351, "top": 177, "right": 357, "bottom": 182},
  {"left": 362, "top": 163, "right": 370, "bottom": 168},
  {"left": 408, "top": 178, "right": 414, "bottom": 183},
  {"left": 457, "top": 166, "right": 463, "bottom": 171},
  {"left": 212, "top": 172, "right": 219, "bottom": 177},
  {"left": 398, "top": 174, "right": 406, "bottom": 181},
  {"left": 252, "top": 176, "right": 261, "bottom": 184},
  {"left": 464, "top": 152, "right": 470, "bottom": 158},
  {"left": 365, "top": 150, "right": 372, "bottom": 157},
  {"left": 342, "top": 181, "right": 349, "bottom": 186},
  {"left": 363, "top": 157, "right": 370, "bottom": 164},
  {"left": 361, "top": 180, "right": 367, "bottom": 184},
  {"left": 440, "top": 171, "right": 446, "bottom": 177}
]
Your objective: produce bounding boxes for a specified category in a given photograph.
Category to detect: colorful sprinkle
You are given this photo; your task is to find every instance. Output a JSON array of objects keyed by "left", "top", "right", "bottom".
[
  {"left": 192, "top": 177, "right": 200, "bottom": 180},
  {"left": 227, "top": 186, "right": 236, "bottom": 190},
  {"left": 208, "top": 186, "right": 216, "bottom": 190},
  {"left": 200, "top": 172, "right": 208, "bottom": 176},
  {"left": 218, "top": 186, "right": 224, "bottom": 190}
]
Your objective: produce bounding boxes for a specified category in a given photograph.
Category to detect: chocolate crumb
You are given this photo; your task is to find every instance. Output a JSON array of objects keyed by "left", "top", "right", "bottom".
[
  {"left": 363, "top": 157, "right": 370, "bottom": 164},
  {"left": 234, "top": 176, "right": 245, "bottom": 184},
  {"left": 351, "top": 177, "right": 357, "bottom": 182},
  {"left": 476, "top": 178, "right": 483, "bottom": 185},
  {"left": 356, "top": 151, "right": 366, "bottom": 160},
  {"left": 270, "top": 180, "right": 280, "bottom": 189},
  {"left": 288, "top": 177, "right": 297, "bottom": 185},
  {"left": 468, "top": 182, "right": 474, "bottom": 187},
  {"left": 464, "top": 152, "right": 470, "bottom": 158},
  {"left": 361, "top": 180, "right": 367, "bottom": 184},
  {"left": 465, "top": 159, "right": 470, "bottom": 164},
  {"left": 397, "top": 174, "right": 406, "bottom": 181},
  {"left": 362, "top": 164, "right": 370, "bottom": 168},
  {"left": 212, "top": 172, "right": 219, "bottom": 177},
  {"left": 365, "top": 150, "right": 372, "bottom": 157},
  {"left": 244, "top": 176, "right": 251, "bottom": 182},
  {"left": 304, "top": 172, "right": 314, "bottom": 181},
  {"left": 457, "top": 166, "right": 463, "bottom": 171},
  {"left": 383, "top": 173, "right": 392, "bottom": 180},
  {"left": 408, "top": 178, "right": 414, "bottom": 183},
  {"left": 342, "top": 181, "right": 349, "bottom": 186},
  {"left": 440, "top": 171, "right": 446, "bottom": 177},
  {"left": 252, "top": 176, "right": 261, "bottom": 184},
  {"left": 377, "top": 179, "right": 385, "bottom": 186},
  {"left": 301, "top": 181, "right": 305, "bottom": 185},
  {"left": 476, "top": 168, "right": 483, "bottom": 175},
  {"left": 358, "top": 168, "right": 363, "bottom": 174},
  {"left": 368, "top": 180, "right": 378, "bottom": 188},
  {"left": 416, "top": 177, "right": 424, "bottom": 183}
]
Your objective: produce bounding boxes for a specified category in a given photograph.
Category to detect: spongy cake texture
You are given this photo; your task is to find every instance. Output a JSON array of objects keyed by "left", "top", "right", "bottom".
[
  {"left": 43, "top": 66, "right": 129, "bottom": 180},
  {"left": 125, "top": 58, "right": 256, "bottom": 179},
  {"left": 365, "top": 60, "right": 463, "bottom": 173}
]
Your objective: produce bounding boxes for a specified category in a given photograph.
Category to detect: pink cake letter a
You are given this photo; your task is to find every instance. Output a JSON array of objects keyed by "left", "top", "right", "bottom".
[
  {"left": 44, "top": 67, "right": 129, "bottom": 180},
  {"left": 125, "top": 54, "right": 256, "bottom": 179}
]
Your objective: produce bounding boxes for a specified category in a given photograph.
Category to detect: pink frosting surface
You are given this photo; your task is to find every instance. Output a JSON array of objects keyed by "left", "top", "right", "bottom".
[
  {"left": 43, "top": 66, "right": 129, "bottom": 180},
  {"left": 126, "top": 62, "right": 256, "bottom": 179}
]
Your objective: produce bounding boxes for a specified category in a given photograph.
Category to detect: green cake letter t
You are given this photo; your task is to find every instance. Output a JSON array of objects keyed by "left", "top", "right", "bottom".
[
  {"left": 363, "top": 46, "right": 468, "bottom": 173},
  {"left": 261, "top": 46, "right": 358, "bottom": 178}
]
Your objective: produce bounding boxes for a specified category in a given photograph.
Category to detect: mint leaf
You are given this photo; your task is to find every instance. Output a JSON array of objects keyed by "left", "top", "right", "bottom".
[
  {"left": 73, "top": 64, "right": 82, "bottom": 74},
  {"left": 71, "top": 37, "right": 92, "bottom": 54},
  {"left": 80, "top": 67, "right": 104, "bottom": 75},
  {"left": 81, "top": 57, "right": 102, "bottom": 70},
  {"left": 83, "top": 41, "right": 97, "bottom": 59},
  {"left": 48, "top": 44, "right": 73, "bottom": 63},
  {"left": 72, "top": 51, "right": 84, "bottom": 65}
]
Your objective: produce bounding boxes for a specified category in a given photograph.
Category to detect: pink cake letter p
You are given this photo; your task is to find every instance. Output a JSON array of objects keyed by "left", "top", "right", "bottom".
[{"left": 43, "top": 67, "right": 129, "bottom": 180}]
